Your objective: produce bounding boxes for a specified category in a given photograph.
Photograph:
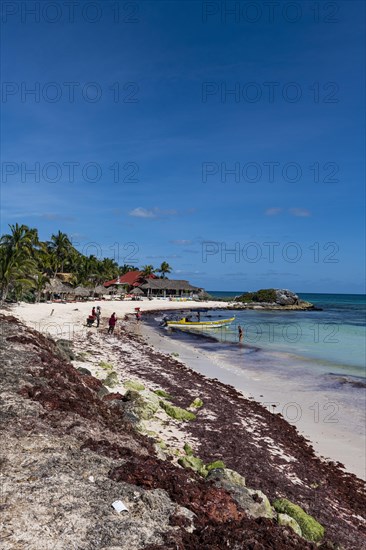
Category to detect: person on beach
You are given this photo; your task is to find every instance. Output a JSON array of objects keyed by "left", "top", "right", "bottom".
[
  {"left": 96, "top": 306, "right": 101, "bottom": 328},
  {"left": 108, "top": 313, "right": 117, "bottom": 334},
  {"left": 135, "top": 311, "right": 141, "bottom": 322},
  {"left": 238, "top": 325, "right": 243, "bottom": 343},
  {"left": 92, "top": 307, "right": 96, "bottom": 317}
]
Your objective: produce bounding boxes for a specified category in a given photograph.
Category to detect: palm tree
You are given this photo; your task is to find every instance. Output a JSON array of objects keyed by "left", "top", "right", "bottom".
[
  {"left": 119, "top": 264, "right": 138, "bottom": 275},
  {"left": 158, "top": 261, "right": 172, "bottom": 279},
  {"left": 32, "top": 272, "right": 50, "bottom": 303},
  {"left": 141, "top": 264, "right": 156, "bottom": 277},
  {"left": 0, "top": 224, "right": 37, "bottom": 303},
  {"left": 47, "top": 231, "right": 72, "bottom": 276}
]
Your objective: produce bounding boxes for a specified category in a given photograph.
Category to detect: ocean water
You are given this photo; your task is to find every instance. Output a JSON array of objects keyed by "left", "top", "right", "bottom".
[
  {"left": 151, "top": 293, "right": 366, "bottom": 387},
  {"left": 148, "top": 293, "right": 366, "bottom": 476}
]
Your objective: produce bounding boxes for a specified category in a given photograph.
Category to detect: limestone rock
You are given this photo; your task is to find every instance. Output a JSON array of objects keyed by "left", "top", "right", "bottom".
[
  {"left": 77, "top": 367, "right": 92, "bottom": 376},
  {"left": 103, "top": 371, "right": 119, "bottom": 388},
  {"left": 56, "top": 339, "right": 75, "bottom": 361},
  {"left": 278, "top": 513, "right": 302, "bottom": 537},
  {"left": 207, "top": 468, "right": 274, "bottom": 519},
  {"left": 206, "top": 467, "right": 246, "bottom": 488},
  {"left": 125, "top": 389, "right": 160, "bottom": 420},
  {"left": 275, "top": 289, "right": 299, "bottom": 306},
  {"left": 273, "top": 498, "right": 325, "bottom": 542}
]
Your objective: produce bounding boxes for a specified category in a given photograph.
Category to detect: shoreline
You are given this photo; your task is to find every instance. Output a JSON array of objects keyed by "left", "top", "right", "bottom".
[
  {"left": 2, "top": 307, "right": 365, "bottom": 549},
  {"left": 140, "top": 321, "right": 366, "bottom": 480},
  {"left": 3, "top": 299, "right": 365, "bottom": 480}
]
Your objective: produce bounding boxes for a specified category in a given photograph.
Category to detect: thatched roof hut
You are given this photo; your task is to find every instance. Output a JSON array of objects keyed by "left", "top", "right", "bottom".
[
  {"left": 94, "top": 285, "right": 108, "bottom": 296},
  {"left": 43, "top": 278, "right": 70, "bottom": 295},
  {"left": 131, "top": 287, "right": 144, "bottom": 295},
  {"left": 72, "top": 286, "right": 91, "bottom": 297}
]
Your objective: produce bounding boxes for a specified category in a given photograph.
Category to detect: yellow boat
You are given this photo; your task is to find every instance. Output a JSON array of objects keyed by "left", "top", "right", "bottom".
[{"left": 166, "top": 317, "right": 235, "bottom": 329}]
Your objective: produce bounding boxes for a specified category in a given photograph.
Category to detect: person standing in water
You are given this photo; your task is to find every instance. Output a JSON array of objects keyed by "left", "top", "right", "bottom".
[
  {"left": 108, "top": 312, "right": 117, "bottom": 334},
  {"left": 238, "top": 325, "right": 243, "bottom": 343},
  {"left": 96, "top": 306, "right": 101, "bottom": 328}
]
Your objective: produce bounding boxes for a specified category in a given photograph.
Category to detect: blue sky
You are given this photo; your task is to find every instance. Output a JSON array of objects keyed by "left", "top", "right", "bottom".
[{"left": 1, "top": 0, "right": 365, "bottom": 293}]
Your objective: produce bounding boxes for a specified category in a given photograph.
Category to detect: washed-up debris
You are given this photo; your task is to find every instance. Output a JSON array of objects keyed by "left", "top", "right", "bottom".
[{"left": 112, "top": 500, "right": 128, "bottom": 513}]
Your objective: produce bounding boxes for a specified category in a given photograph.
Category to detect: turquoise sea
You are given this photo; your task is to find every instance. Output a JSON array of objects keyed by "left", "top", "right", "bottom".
[
  {"left": 205, "top": 292, "right": 366, "bottom": 377},
  {"left": 149, "top": 293, "right": 365, "bottom": 476},
  {"left": 152, "top": 293, "right": 366, "bottom": 386}
]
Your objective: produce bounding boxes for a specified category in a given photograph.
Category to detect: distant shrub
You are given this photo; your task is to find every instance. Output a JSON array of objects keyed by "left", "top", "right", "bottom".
[{"left": 236, "top": 289, "right": 276, "bottom": 303}]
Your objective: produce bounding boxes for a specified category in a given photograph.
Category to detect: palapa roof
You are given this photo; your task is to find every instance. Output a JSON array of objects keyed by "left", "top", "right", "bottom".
[
  {"left": 140, "top": 279, "right": 200, "bottom": 291},
  {"left": 94, "top": 285, "right": 108, "bottom": 295},
  {"left": 72, "top": 286, "right": 91, "bottom": 297},
  {"left": 131, "top": 286, "right": 144, "bottom": 295},
  {"left": 43, "top": 278, "right": 70, "bottom": 294}
]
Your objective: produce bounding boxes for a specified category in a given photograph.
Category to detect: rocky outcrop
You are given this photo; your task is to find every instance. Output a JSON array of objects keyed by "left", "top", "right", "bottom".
[
  {"left": 233, "top": 288, "right": 316, "bottom": 310},
  {"left": 1, "top": 314, "right": 365, "bottom": 550},
  {"left": 274, "top": 498, "right": 325, "bottom": 542},
  {"left": 207, "top": 468, "right": 275, "bottom": 519},
  {"left": 275, "top": 289, "right": 299, "bottom": 306}
]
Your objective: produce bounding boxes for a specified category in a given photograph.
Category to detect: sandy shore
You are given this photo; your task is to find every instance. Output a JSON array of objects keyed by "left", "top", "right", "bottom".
[
  {"left": 141, "top": 323, "right": 365, "bottom": 480},
  {"left": 2, "top": 302, "right": 366, "bottom": 548},
  {"left": 3, "top": 298, "right": 365, "bottom": 480}
]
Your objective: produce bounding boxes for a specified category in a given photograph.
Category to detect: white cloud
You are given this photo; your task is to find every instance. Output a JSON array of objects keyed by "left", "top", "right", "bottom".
[
  {"left": 129, "top": 207, "right": 178, "bottom": 219},
  {"left": 170, "top": 239, "right": 194, "bottom": 245},
  {"left": 265, "top": 207, "right": 282, "bottom": 216},
  {"left": 289, "top": 208, "right": 311, "bottom": 217}
]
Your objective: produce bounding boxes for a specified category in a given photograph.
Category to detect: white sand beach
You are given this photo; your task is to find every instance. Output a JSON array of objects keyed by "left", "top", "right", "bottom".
[{"left": 3, "top": 299, "right": 365, "bottom": 480}]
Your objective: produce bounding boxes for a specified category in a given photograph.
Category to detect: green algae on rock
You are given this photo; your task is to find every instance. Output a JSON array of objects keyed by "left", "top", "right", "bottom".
[
  {"left": 207, "top": 468, "right": 274, "bottom": 519},
  {"left": 277, "top": 513, "right": 302, "bottom": 537},
  {"left": 124, "top": 379, "right": 145, "bottom": 391},
  {"left": 103, "top": 371, "right": 119, "bottom": 388},
  {"left": 183, "top": 443, "right": 194, "bottom": 456},
  {"left": 159, "top": 401, "right": 196, "bottom": 422},
  {"left": 273, "top": 498, "right": 325, "bottom": 542},
  {"left": 154, "top": 389, "right": 172, "bottom": 399},
  {"left": 206, "top": 460, "right": 226, "bottom": 472},
  {"left": 178, "top": 454, "right": 207, "bottom": 477},
  {"left": 190, "top": 398, "right": 203, "bottom": 409},
  {"left": 125, "top": 389, "right": 160, "bottom": 420},
  {"left": 98, "top": 361, "right": 114, "bottom": 371}
]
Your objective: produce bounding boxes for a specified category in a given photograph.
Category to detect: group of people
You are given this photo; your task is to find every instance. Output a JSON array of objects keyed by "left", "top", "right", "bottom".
[
  {"left": 86, "top": 306, "right": 102, "bottom": 327},
  {"left": 86, "top": 307, "right": 142, "bottom": 334}
]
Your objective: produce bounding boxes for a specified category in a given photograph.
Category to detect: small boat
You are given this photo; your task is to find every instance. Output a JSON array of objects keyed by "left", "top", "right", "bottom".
[{"left": 166, "top": 317, "right": 235, "bottom": 329}]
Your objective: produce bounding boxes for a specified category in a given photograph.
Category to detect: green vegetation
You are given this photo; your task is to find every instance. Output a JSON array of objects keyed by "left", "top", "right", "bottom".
[
  {"left": 124, "top": 380, "right": 145, "bottom": 391},
  {"left": 183, "top": 443, "right": 194, "bottom": 456},
  {"left": 154, "top": 389, "right": 173, "bottom": 399},
  {"left": 98, "top": 361, "right": 114, "bottom": 371},
  {"left": 236, "top": 288, "right": 277, "bottom": 303},
  {"left": 273, "top": 499, "right": 325, "bottom": 542},
  {"left": 190, "top": 398, "right": 203, "bottom": 409},
  {"left": 0, "top": 223, "right": 174, "bottom": 303},
  {"left": 103, "top": 372, "right": 119, "bottom": 388},
  {"left": 206, "top": 460, "right": 226, "bottom": 472},
  {"left": 159, "top": 401, "right": 196, "bottom": 421}
]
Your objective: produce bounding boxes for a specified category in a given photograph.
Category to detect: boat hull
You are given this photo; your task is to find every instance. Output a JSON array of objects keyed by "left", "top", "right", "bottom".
[{"left": 166, "top": 317, "right": 235, "bottom": 329}]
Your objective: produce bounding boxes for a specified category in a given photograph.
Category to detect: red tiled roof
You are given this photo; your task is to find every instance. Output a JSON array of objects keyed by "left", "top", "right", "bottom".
[{"left": 104, "top": 271, "right": 156, "bottom": 287}]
